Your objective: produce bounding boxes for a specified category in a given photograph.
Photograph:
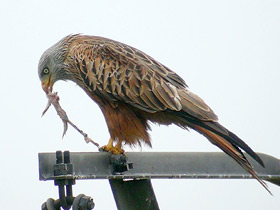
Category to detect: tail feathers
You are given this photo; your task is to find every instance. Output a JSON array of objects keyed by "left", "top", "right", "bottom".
[
  {"left": 192, "top": 124, "right": 272, "bottom": 195},
  {"left": 227, "top": 129, "right": 264, "bottom": 167},
  {"left": 171, "top": 108, "right": 264, "bottom": 167},
  {"left": 201, "top": 121, "right": 264, "bottom": 167}
]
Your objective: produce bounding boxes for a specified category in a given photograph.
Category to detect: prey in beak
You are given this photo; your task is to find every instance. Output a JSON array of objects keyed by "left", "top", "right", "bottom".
[{"left": 41, "top": 75, "right": 53, "bottom": 94}]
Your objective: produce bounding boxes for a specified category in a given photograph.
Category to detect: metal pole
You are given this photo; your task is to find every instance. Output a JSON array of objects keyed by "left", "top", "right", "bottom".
[{"left": 109, "top": 179, "right": 160, "bottom": 210}]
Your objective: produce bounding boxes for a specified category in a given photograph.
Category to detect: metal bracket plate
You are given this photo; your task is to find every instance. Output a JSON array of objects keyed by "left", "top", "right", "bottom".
[{"left": 38, "top": 152, "right": 280, "bottom": 186}]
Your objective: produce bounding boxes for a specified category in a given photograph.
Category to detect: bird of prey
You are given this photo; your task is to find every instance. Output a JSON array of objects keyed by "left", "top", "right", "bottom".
[{"left": 38, "top": 34, "right": 269, "bottom": 192}]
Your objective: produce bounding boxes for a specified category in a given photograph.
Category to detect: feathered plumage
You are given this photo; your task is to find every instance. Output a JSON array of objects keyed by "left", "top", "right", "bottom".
[{"left": 38, "top": 34, "right": 270, "bottom": 193}]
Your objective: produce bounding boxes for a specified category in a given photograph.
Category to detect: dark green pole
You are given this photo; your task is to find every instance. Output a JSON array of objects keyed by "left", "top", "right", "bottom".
[{"left": 109, "top": 179, "right": 160, "bottom": 210}]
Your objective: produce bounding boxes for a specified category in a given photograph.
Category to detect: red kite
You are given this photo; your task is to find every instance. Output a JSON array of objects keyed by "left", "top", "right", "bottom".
[{"left": 38, "top": 34, "right": 269, "bottom": 193}]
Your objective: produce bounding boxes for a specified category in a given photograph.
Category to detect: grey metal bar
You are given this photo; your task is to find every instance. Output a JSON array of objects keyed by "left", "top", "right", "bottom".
[
  {"left": 38, "top": 152, "right": 280, "bottom": 186},
  {"left": 109, "top": 179, "right": 159, "bottom": 210}
]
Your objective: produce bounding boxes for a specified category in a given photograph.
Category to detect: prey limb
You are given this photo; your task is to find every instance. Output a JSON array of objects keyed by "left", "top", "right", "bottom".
[{"left": 41, "top": 91, "right": 100, "bottom": 149}]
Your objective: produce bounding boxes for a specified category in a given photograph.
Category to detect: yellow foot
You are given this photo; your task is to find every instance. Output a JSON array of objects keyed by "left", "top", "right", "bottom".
[{"left": 100, "top": 145, "right": 124, "bottom": 154}]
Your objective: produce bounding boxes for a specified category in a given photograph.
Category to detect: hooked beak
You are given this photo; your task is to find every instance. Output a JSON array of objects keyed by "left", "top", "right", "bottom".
[{"left": 41, "top": 76, "right": 53, "bottom": 94}]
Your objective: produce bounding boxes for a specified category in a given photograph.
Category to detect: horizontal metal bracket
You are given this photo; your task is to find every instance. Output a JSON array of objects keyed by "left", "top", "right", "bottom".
[{"left": 39, "top": 152, "right": 280, "bottom": 186}]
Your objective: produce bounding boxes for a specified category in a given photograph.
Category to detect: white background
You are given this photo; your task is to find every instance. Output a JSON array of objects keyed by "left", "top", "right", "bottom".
[{"left": 1, "top": 0, "right": 279, "bottom": 209}]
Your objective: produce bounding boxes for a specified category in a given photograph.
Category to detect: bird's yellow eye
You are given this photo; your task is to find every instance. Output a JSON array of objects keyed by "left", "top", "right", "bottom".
[{"left": 43, "top": 68, "right": 49, "bottom": 74}]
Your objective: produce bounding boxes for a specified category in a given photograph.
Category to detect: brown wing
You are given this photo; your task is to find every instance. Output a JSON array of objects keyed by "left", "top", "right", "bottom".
[{"left": 69, "top": 36, "right": 217, "bottom": 121}]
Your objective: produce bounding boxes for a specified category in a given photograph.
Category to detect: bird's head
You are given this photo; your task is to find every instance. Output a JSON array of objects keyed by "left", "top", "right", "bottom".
[{"left": 38, "top": 35, "right": 76, "bottom": 94}]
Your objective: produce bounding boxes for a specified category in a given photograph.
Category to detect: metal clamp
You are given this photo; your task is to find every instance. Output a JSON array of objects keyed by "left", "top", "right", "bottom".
[
  {"left": 41, "top": 151, "right": 95, "bottom": 210},
  {"left": 109, "top": 154, "right": 134, "bottom": 174}
]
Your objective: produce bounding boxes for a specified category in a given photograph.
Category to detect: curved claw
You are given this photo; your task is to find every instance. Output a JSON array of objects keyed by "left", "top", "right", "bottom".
[
  {"left": 100, "top": 145, "right": 124, "bottom": 154},
  {"left": 99, "top": 138, "right": 124, "bottom": 154}
]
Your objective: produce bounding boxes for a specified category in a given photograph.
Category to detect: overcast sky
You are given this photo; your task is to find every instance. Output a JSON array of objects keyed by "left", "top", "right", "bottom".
[{"left": 1, "top": 0, "right": 280, "bottom": 209}]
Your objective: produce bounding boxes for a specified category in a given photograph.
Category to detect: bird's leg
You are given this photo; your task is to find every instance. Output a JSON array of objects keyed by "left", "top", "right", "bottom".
[
  {"left": 100, "top": 138, "right": 124, "bottom": 154},
  {"left": 115, "top": 141, "right": 124, "bottom": 154},
  {"left": 102, "top": 138, "right": 114, "bottom": 151}
]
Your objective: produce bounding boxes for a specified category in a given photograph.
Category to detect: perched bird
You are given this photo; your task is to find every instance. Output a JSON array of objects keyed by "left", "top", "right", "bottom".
[{"left": 38, "top": 34, "right": 269, "bottom": 192}]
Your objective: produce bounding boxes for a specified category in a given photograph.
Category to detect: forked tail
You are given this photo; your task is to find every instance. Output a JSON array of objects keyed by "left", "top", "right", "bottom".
[{"left": 191, "top": 123, "right": 272, "bottom": 195}]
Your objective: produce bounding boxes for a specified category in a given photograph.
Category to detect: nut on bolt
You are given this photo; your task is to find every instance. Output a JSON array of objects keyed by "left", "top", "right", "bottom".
[{"left": 79, "top": 195, "right": 95, "bottom": 209}]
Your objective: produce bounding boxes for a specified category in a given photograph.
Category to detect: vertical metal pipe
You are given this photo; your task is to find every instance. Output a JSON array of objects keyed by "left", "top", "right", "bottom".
[{"left": 109, "top": 179, "right": 160, "bottom": 210}]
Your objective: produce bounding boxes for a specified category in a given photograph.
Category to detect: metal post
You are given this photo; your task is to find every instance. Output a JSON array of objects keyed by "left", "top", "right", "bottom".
[{"left": 109, "top": 179, "right": 160, "bottom": 210}]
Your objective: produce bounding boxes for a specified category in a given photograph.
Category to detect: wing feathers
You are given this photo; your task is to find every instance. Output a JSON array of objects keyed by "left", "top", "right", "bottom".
[
  {"left": 75, "top": 54, "right": 185, "bottom": 112},
  {"left": 71, "top": 38, "right": 215, "bottom": 119}
]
